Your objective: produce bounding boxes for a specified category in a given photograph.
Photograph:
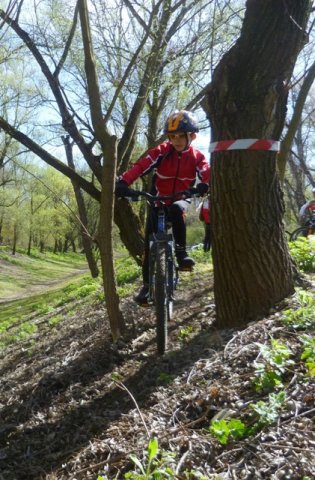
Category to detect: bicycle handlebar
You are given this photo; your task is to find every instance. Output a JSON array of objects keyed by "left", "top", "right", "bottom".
[{"left": 117, "top": 187, "right": 199, "bottom": 202}]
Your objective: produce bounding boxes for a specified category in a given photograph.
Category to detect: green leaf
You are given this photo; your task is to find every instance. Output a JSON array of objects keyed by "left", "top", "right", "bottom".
[
  {"left": 148, "top": 437, "right": 159, "bottom": 462},
  {"left": 129, "top": 454, "right": 145, "bottom": 474},
  {"left": 228, "top": 418, "right": 246, "bottom": 440},
  {"left": 209, "top": 418, "right": 246, "bottom": 445},
  {"left": 209, "top": 419, "right": 230, "bottom": 445}
]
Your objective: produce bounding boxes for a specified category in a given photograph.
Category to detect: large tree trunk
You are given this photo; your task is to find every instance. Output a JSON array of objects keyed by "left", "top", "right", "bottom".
[{"left": 202, "top": 0, "right": 312, "bottom": 328}]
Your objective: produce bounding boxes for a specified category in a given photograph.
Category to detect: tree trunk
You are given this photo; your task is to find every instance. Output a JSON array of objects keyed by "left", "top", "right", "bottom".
[
  {"left": 277, "top": 59, "right": 315, "bottom": 182},
  {"left": 114, "top": 204, "right": 144, "bottom": 265},
  {"left": 202, "top": 0, "right": 312, "bottom": 328},
  {"left": 62, "top": 134, "right": 99, "bottom": 278},
  {"left": 98, "top": 136, "right": 125, "bottom": 340},
  {"left": 39, "top": 240, "right": 45, "bottom": 253},
  {"left": 12, "top": 223, "right": 17, "bottom": 255},
  {"left": 27, "top": 229, "right": 32, "bottom": 256},
  {"left": 78, "top": 0, "right": 125, "bottom": 339}
]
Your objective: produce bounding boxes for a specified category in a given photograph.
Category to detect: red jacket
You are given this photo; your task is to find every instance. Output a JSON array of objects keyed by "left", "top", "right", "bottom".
[{"left": 120, "top": 142, "right": 210, "bottom": 201}]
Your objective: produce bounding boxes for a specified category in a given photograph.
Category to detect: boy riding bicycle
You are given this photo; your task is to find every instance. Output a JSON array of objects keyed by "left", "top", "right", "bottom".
[{"left": 115, "top": 110, "right": 210, "bottom": 305}]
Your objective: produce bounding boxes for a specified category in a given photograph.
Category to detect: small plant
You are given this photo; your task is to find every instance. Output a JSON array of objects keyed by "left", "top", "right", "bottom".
[
  {"left": 300, "top": 335, "right": 315, "bottom": 376},
  {"left": 250, "top": 391, "right": 287, "bottom": 431},
  {"left": 76, "top": 283, "right": 98, "bottom": 298},
  {"left": 189, "top": 247, "right": 212, "bottom": 264},
  {"left": 252, "top": 339, "right": 294, "bottom": 392},
  {"left": 282, "top": 289, "right": 315, "bottom": 330},
  {"left": 158, "top": 372, "right": 176, "bottom": 384},
  {"left": 209, "top": 392, "right": 287, "bottom": 445},
  {"left": 48, "top": 315, "right": 63, "bottom": 326},
  {"left": 125, "top": 437, "right": 176, "bottom": 479},
  {"left": 97, "top": 437, "right": 176, "bottom": 479},
  {"left": 289, "top": 236, "right": 315, "bottom": 272},
  {"left": 209, "top": 418, "right": 246, "bottom": 445},
  {"left": 178, "top": 325, "right": 194, "bottom": 341},
  {"left": 32, "top": 302, "right": 55, "bottom": 315},
  {"left": 97, "top": 438, "right": 211, "bottom": 479}
]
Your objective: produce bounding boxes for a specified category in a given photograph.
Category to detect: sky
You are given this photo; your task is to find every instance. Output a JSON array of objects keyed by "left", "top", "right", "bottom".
[{"left": 193, "top": 130, "right": 211, "bottom": 161}]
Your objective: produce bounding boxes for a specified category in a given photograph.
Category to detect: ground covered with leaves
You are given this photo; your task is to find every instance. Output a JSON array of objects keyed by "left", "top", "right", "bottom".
[{"left": 0, "top": 267, "right": 314, "bottom": 480}]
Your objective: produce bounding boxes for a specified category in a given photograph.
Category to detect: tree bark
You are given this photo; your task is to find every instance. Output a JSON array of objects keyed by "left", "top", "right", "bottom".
[
  {"left": 78, "top": 0, "right": 125, "bottom": 340},
  {"left": 62, "top": 135, "right": 99, "bottom": 278},
  {"left": 202, "top": 0, "right": 312, "bottom": 328},
  {"left": 277, "top": 59, "right": 315, "bottom": 181}
]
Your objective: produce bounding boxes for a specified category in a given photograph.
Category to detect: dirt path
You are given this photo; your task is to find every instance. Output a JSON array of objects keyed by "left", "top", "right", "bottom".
[{"left": 0, "top": 265, "right": 89, "bottom": 305}]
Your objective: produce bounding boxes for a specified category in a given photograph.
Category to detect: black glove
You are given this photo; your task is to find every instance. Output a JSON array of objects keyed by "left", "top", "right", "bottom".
[
  {"left": 115, "top": 180, "right": 131, "bottom": 197},
  {"left": 196, "top": 182, "right": 209, "bottom": 196}
]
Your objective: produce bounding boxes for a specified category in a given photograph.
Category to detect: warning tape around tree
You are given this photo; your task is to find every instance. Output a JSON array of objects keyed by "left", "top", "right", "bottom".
[{"left": 209, "top": 139, "right": 280, "bottom": 153}]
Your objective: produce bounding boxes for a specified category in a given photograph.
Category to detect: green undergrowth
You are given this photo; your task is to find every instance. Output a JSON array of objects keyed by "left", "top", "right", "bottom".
[
  {"left": 288, "top": 235, "right": 315, "bottom": 273},
  {"left": 0, "top": 274, "right": 100, "bottom": 348}
]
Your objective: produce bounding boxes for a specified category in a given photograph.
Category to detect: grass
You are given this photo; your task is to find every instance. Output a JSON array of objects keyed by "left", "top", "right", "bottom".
[
  {"left": 0, "top": 246, "right": 88, "bottom": 298},
  {"left": 0, "top": 247, "right": 98, "bottom": 348},
  {"left": 0, "top": 273, "right": 101, "bottom": 348}
]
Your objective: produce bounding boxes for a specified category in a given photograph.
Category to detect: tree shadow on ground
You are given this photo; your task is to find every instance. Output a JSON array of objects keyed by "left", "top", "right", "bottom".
[{"left": 0, "top": 305, "right": 230, "bottom": 480}]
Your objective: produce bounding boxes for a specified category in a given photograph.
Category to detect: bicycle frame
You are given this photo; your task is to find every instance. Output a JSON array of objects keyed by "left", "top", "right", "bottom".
[{"left": 121, "top": 188, "right": 198, "bottom": 354}]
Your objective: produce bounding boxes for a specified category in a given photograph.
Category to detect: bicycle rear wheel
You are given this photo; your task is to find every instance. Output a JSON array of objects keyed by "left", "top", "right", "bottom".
[
  {"left": 155, "top": 243, "right": 168, "bottom": 355},
  {"left": 290, "top": 227, "right": 309, "bottom": 241}
]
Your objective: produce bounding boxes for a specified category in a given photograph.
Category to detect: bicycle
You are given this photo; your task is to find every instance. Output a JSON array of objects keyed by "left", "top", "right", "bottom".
[
  {"left": 118, "top": 188, "right": 198, "bottom": 355},
  {"left": 289, "top": 213, "right": 315, "bottom": 241}
]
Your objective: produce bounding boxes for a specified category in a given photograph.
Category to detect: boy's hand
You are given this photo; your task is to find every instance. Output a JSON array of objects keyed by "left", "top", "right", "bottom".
[
  {"left": 115, "top": 180, "right": 131, "bottom": 197},
  {"left": 196, "top": 182, "right": 209, "bottom": 196}
]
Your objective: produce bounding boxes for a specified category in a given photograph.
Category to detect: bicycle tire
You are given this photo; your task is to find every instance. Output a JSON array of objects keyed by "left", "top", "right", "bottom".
[
  {"left": 155, "top": 243, "right": 168, "bottom": 355},
  {"left": 290, "top": 226, "right": 310, "bottom": 241}
]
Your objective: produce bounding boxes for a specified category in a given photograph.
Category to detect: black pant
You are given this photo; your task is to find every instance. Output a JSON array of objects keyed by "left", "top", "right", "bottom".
[
  {"left": 142, "top": 200, "right": 189, "bottom": 284},
  {"left": 203, "top": 223, "right": 211, "bottom": 252}
]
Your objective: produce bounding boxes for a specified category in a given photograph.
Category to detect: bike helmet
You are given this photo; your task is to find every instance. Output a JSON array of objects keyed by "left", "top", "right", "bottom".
[{"left": 163, "top": 110, "right": 199, "bottom": 134}]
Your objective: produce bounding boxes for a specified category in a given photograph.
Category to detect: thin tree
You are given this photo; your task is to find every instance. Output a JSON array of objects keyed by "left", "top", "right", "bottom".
[
  {"left": 78, "top": 0, "right": 125, "bottom": 339},
  {"left": 62, "top": 135, "right": 99, "bottom": 278},
  {"left": 278, "top": 58, "right": 315, "bottom": 181}
]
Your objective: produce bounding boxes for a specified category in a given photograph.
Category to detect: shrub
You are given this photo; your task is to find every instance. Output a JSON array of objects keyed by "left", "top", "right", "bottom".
[{"left": 289, "top": 236, "right": 315, "bottom": 272}]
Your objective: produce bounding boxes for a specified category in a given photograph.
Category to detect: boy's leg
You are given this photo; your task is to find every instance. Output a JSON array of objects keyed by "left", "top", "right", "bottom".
[
  {"left": 204, "top": 223, "right": 211, "bottom": 252},
  {"left": 168, "top": 201, "right": 195, "bottom": 270}
]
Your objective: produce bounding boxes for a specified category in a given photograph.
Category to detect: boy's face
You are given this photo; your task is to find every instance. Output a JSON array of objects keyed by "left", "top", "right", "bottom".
[{"left": 168, "top": 132, "right": 196, "bottom": 151}]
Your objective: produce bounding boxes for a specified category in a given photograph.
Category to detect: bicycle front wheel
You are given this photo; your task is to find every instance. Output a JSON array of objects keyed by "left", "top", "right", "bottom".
[
  {"left": 155, "top": 243, "right": 168, "bottom": 355},
  {"left": 290, "top": 227, "right": 309, "bottom": 241}
]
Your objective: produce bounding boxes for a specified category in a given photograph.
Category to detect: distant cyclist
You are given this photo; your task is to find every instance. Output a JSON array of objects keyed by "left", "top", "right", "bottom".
[
  {"left": 115, "top": 110, "right": 210, "bottom": 305},
  {"left": 298, "top": 187, "right": 315, "bottom": 227}
]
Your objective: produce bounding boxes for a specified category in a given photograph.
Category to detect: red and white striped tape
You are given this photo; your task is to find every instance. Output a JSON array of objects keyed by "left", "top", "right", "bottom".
[{"left": 209, "top": 139, "right": 280, "bottom": 153}]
